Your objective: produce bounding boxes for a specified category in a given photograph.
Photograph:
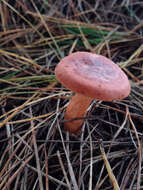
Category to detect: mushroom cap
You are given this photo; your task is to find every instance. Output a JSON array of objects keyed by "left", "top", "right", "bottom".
[{"left": 55, "top": 52, "right": 130, "bottom": 101}]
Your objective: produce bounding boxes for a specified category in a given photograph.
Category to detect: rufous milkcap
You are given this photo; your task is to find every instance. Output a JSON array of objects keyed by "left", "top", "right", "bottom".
[{"left": 55, "top": 52, "right": 130, "bottom": 101}]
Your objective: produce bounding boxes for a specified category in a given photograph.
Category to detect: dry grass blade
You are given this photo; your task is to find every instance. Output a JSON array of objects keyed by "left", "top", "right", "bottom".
[
  {"left": 44, "top": 146, "right": 49, "bottom": 190},
  {"left": 128, "top": 109, "right": 142, "bottom": 190},
  {"left": 29, "top": 107, "right": 44, "bottom": 190},
  {"left": 57, "top": 122, "right": 79, "bottom": 190},
  {"left": 57, "top": 150, "right": 72, "bottom": 189},
  {"left": 0, "top": 0, "right": 143, "bottom": 189},
  {"left": 0, "top": 49, "right": 46, "bottom": 71},
  {"left": 0, "top": 155, "right": 33, "bottom": 190},
  {"left": 100, "top": 143, "right": 120, "bottom": 190},
  {"left": 88, "top": 126, "right": 93, "bottom": 190},
  {"left": 0, "top": 92, "right": 38, "bottom": 129}
]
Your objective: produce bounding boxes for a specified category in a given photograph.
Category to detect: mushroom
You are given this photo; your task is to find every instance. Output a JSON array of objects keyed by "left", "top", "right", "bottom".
[{"left": 55, "top": 52, "right": 130, "bottom": 134}]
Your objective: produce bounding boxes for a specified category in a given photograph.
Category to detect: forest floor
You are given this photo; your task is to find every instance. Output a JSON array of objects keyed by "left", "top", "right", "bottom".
[{"left": 0, "top": 0, "right": 143, "bottom": 189}]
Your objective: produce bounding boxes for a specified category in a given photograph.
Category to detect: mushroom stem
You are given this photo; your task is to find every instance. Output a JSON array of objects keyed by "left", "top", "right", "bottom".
[{"left": 64, "top": 93, "right": 92, "bottom": 134}]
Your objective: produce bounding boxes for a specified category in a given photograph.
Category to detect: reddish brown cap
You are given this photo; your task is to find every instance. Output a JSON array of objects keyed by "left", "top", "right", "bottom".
[{"left": 55, "top": 52, "right": 130, "bottom": 101}]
